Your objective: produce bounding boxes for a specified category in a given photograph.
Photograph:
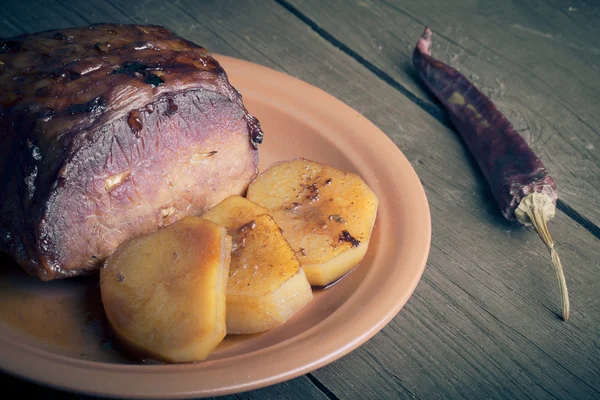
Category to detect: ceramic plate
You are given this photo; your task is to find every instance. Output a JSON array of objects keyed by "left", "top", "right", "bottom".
[{"left": 0, "top": 55, "right": 431, "bottom": 398}]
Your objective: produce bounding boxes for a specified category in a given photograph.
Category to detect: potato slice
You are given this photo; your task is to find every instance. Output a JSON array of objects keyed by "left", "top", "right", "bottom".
[
  {"left": 203, "top": 195, "right": 313, "bottom": 334},
  {"left": 100, "top": 216, "right": 230, "bottom": 363},
  {"left": 204, "top": 194, "right": 270, "bottom": 228},
  {"left": 246, "top": 159, "right": 379, "bottom": 286}
]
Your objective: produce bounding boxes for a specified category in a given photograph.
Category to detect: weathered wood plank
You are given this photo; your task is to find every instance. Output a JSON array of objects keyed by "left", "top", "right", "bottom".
[
  {"left": 284, "top": 0, "right": 600, "bottom": 228},
  {"left": 0, "top": 1, "right": 599, "bottom": 399},
  {"left": 0, "top": 372, "right": 79, "bottom": 400},
  {"left": 0, "top": 372, "right": 329, "bottom": 400}
]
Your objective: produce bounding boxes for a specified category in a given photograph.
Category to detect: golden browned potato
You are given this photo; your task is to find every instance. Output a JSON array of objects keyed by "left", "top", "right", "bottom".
[
  {"left": 203, "top": 196, "right": 313, "bottom": 334},
  {"left": 100, "top": 216, "right": 231, "bottom": 363},
  {"left": 246, "top": 159, "right": 379, "bottom": 286},
  {"left": 204, "top": 195, "right": 270, "bottom": 228}
]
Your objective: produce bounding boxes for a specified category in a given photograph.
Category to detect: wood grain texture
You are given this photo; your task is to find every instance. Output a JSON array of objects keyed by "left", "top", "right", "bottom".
[
  {"left": 0, "top": 372, "right": 330, "bottom": 400},
  {"left": 0, "top": 0, "right": 598, "bottom": 399},
  {"left": 284, "top": 0, "right": 600, "bottom": 228}
]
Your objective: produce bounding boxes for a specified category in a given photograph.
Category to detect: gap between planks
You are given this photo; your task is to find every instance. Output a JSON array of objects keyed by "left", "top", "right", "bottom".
[
  {"left": 274, "top": 0, "right": 600, "bottom": 241},
  {"left": 306, "top": 373, "right": 342, "bottom": 400}
]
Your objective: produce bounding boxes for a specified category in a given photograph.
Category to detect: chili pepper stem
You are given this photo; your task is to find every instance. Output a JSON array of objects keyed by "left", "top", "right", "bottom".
[{"left": 515, "top": 193, "right": 570, "bottom": 321}]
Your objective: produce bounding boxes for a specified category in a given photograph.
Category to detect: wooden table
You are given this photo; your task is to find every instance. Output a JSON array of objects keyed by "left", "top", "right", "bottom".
[{"left": 1, "top": 1, "right": 598, "bottom": 398}]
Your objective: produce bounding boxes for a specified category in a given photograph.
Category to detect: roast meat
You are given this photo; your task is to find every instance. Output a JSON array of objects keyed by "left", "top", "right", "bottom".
[{"left": 0, "top": 24, "right": 263, "bottom": 280}]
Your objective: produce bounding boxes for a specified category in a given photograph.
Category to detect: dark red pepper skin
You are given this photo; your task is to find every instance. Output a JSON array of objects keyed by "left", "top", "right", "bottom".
[{"left": 412, "top": 29, "right": 556, "bottom": 222}]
